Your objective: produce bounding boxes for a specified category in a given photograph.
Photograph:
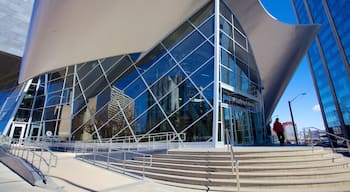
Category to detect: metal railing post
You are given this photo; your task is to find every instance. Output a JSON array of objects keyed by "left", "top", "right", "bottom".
[
  {"left": 143, "top": 154, "right": 145, "bottom": 178},
  {"left": 236, "top": 160, "right": 240, "bottom": 192},
  {"left": 123, "top": 151, "right": 126, "bottom": 174}
]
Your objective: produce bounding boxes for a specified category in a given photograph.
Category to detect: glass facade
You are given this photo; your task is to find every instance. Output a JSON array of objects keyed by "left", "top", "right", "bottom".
[
  {"left": 292, "top": 0, "right": 350, "bottom": 138},
  {"left": 0, "top": 0, "right": 264, "bottom": 145}
]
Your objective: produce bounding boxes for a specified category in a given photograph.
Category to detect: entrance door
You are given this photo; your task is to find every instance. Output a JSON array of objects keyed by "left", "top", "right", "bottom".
[
  {"left": 9, "top": 123, "right": 27, "bottom": 143},
  {"left": 231, "top": 107, "right": 253, "bottom": 144},
  {"left": 29, "top": 124, "right": 41, "bottom": 141},
  {"left": 222, "top": 104, "right": 234, "bottom": 145}
]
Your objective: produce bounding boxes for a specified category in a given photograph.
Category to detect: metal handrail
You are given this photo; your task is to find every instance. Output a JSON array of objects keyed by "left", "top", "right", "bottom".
[
  {"left": 225, "top": 129, "right": 240, "bottom": 192},
  {"left": 0, "top": 136, "right": 58, "bottom": 180},
  {"left": 303, "top": 127, "right": 350, "bottom": 154},
  {"left": 76, "top": 141, "right": 152, "bottom": 179}
]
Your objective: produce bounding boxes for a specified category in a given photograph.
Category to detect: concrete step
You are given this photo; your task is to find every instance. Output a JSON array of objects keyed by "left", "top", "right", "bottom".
[
  {"left": 156, "top": 180, "right": 350, "bottom": 192},
  {"left": 115, "top": 158, "right": 350, "bottom": 173},
  {"left": 107, "top": 147, "right": 350, "bottom": 191},
  {"left": 168, "top": 148, "right": 324, "bottom": 156},
  {"left": 112, "top": 161, "right": 350, "bottom": 180},
  {"left": 154, "top": 151, "right": 334, "bottom": 161},
  {"left": 133, "top": 171, "right": 350, "bottom": 187},
  {"left": 134, "top": 156, "right": 342, "bottom": 166}
]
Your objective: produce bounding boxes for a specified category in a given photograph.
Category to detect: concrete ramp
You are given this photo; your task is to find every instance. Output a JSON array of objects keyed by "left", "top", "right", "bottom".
[{"left": 0, "top": 147, "right": 45, "bottom": 186}]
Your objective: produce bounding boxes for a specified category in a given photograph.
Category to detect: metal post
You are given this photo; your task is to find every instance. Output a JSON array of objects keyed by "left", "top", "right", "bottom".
[
  {"left": 123, "top": 152, "right": 126, "bottom": 174},
  {"left": 288, "top": 101, "right": 299, "bottom": 144},
  {"left": 236, "top": 160, "right": 240, "bottom": 192}
]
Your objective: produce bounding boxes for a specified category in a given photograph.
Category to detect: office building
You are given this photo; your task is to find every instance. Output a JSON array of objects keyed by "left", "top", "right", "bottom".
[{"left": 292, "top": 0, "right": 350, "bottom": 139}]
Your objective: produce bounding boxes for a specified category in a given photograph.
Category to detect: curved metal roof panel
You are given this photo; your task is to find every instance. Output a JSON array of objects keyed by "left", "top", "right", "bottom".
[
  {"left": 19, "top": 0, "right": 319, "bottom": 120},
  {"left": 19, "top": 0, "right": 209, "bottom": 82},
  {"left": 225, "top": 0, "right": 319, "bottom": 119}
]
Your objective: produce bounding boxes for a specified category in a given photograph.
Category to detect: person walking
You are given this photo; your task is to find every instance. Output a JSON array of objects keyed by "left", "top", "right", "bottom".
[{"left": 273, "top": 118, "right": 285, "bottom": 146}]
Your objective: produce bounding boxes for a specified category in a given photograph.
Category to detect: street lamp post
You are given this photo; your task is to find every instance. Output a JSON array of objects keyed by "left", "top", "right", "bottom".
[{"left": 288, "top": 92, "right": 307, "bottom": 144}]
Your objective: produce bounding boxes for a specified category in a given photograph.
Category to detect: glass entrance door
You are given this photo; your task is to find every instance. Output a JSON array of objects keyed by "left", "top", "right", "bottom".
[
  {"left": 222, "top": 104, "right": 234, "bottom": 144},
  {"left": 231, "top": 107, "right": 253, "bottom": 144},
  {"left": 9, "top": 123, "right": 27, "bottom": 143},
  {"left": 29, "top": 124, "right": 41, "bottom": 141},
  {"left": 222, "top": 104, "right": 253, "bottom": 145}
]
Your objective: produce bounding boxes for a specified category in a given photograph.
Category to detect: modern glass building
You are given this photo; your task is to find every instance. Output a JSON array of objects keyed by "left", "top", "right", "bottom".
[
  {"left": 292, "top": 0, "right": 350, "bottom": 139},
  {"left": 0, "top": 0, "right": 318, "bottom": 147}
]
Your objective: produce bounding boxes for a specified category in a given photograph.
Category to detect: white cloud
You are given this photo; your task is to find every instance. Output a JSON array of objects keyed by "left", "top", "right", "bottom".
[{"left": 312, "top": 104, "right": 321, "bottom": 112}]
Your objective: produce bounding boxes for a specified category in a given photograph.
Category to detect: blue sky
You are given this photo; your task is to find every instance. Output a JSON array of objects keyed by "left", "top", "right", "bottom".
[{"left": 260, "top": 0, "right": 325, "bottom": 130}]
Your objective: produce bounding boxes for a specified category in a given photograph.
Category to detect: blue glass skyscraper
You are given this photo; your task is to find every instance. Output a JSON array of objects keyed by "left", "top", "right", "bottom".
[{"left": 292, "top": 0, "right": 350, "bottom": 138}]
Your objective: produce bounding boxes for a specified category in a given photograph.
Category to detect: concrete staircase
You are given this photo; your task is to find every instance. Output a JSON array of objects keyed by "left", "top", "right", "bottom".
[{"left": 111, "top": 147, "right": 350, "bottom": 191}]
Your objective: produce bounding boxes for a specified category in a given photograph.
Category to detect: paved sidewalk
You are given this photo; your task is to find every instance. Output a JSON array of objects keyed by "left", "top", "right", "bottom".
[{"left": 48, "top": 152, "right": 198, "bottom": 192}]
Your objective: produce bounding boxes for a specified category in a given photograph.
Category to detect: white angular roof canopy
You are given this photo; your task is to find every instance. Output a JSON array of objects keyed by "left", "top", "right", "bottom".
[{"left": 20, "top": 0, "right": 209, "bottom": 82}]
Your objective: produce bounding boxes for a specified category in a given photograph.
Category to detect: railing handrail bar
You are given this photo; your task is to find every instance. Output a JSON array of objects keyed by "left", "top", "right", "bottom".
[
  {"left": 225, "top": 129, "right": 240, "bottom": 192},
  {"left": 303, "top": 126, "right": 350, "bottom": 142}
]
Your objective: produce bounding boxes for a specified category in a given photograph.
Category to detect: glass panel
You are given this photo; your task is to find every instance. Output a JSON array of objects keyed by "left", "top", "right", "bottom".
[
  {"left": 60, "top": 104, "right": 72, "bottom": 119},
  {"left": 169, "top": 93, "right": 210, "bottom": 133},
  {"left": 80, "top": 65, "right": 103, "bottom": 91},
  {"left": 43, "top": 106, "right": 60, "bottom": 120},
  {"left": 136, "top": 45, "right": 167, "bottom": 71},
  {"left": 183, "top": 111, "right": 213, "bottom": 142},
  {"left": 46, "top": 91, "right": 62, "bottom": 106},
  {"left": 130, "top": 104, "right": 165, "bottom": 135},
  {"left": 198, "top": 16, "right": 214, "bottom": 38},
  {"left": 220, "top": 32, "right": 233, "bottom": 53},
  {"left": 202, "top": 83, "right": 214, "bottom": 105},
  {"left": 220, "top": 1, "right": 232, "bottom": 23},
  {"left": 100, "top": 55, "right": 123, "bottom": 72},
  {"left": 131, "top": 90, "right": 156, "bottom": 121},
  {"left": 220, "top": 16, "right": 233, "bottom": 37},
  {"left": 67, "top": 66, "right": 74, "bottom": 74},
  {"left": 84, "top": 76, "right": 108, "bottom": 100},
  {"left": 146, "top": 120, "right": 173, "bottom": 139},
  {"left": 143, "top": 54, "right": 176, "bottom": 85},
  {"left": 113, "top": 66, "right": 139, "bottom": 90},
  {"left": 171, "top": 31, "right": 206, "bottom": 62},
  {"left": 72, "top": 106, "right": 91, "bottom": 135},
  {"left": 73, "top": 94, "right": 85, "bottom": 114},
  {"left": 74, "top": 77, "right": 82, "bottom": 99},
  {"left": 159, "top": 79, "right": 199, "bottom": 115},
  {"left": 96, "top": 87, "right": 111, "bottom": 112},
  {"left": 64, "top": 74, "right": 74, "bottom": 89},
  {"left": 221, "top": 67, "right": 229, "bottom": 84},
  {"left": 44, "top": 121, "right": 57, "bottom": 136},
  {"left": 62, "top": 88, "right": 72, "bottom": 104},
  {"left": 233, "top": 17, "right": 245, "bottom": 35},
  {"left": 48, "top": 69, "right": 66, "bottom": 81},
  {"left": 189, "top": 1, "right": 214, "bottom": 26},
  {"left": 106, "top": 57, "right": 133, "bottom": 84},
  {"left": 235, "top": 43, "right": 248, "bottom": 64},
  {"left": 150, "top": 66, "right": 186, "bottom": 99},
  {"left": 190, "top": 59, "right": 214, "bottom": 89},
  {"left": 180, "top": 42, "right": 214, "bottom": 75},
  {"left": 14, "top": 109, "right": 31, "bottom": 122},
  {"left": 77, "top": 60, "right": 99, "bottom": 80},
  {"left": 124, "top": 78, "right": 147, "bottom": 99},
  {"left": 47, "top": 78, "right": 64, "bottom": 93},
  {"left": 129, "top": 53, "right": 141, "bottom": 62},
  {"left": 98, "top": 113, "right": 128, "bottom": 138},
  {"left": 162, "top": 22, "right": 194, "bottom": 50},
  {"left": 32, "top": 109, "right": 43, "bottom": 122},
  {"left": 94, "top": 103, "right": 118, "bottom": 130},
  {"left": 234, "top": 29, "right": 246, "bottom": 49}
]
